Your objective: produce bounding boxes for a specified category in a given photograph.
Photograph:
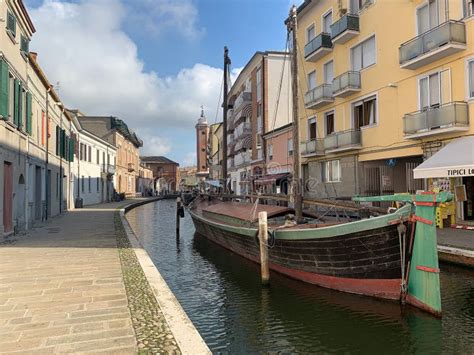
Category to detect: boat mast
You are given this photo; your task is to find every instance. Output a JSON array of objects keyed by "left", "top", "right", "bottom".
[
  {"left": 222, "top": 47, "right": 231, "bottom": 193},
  {"left": 288, "top": 6, "right": 303, "bottom": 223}
]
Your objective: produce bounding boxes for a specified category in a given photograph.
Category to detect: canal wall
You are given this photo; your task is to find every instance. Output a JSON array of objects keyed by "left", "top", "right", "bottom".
[{"left": 120, "top": 198, "right": 211, "bottom": 355}]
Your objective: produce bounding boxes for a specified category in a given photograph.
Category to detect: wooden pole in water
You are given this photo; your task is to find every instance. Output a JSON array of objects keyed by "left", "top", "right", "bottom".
[
  {"left": 258, "top": 211, "right": 270, "bottom": 285},
  {"left": 176, "top": 197, "right": 181, "bottom": 239}
]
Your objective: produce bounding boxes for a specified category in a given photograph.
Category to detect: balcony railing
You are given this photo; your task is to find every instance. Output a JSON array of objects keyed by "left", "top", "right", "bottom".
[
  {"left": 399, "top": 20, "right": 466, "bottom": 69},
  {"left": 331, "top": 14, "right": 359, "bottom": 44},
  {"left": 304, "top": 32, "right": 332, "bottom": 61},
  {"left": 324, "top": 129, "right": 362, "bottom": 152},
  {"left": 234, "top": 121, "right": 251, "bottom": 139},
  {"left": 403, "top": 102, "right": 469, "bottom": 137},
  {"left": 234, "top": 152, "right": 251, "bottom": 167},
  {"left": 233, "top": 91, "right": 252, "bottom": 112},
  {"left": 332, "top": 71, "right": 361, "bottom": 97},
  {"left": 304, "top": 84, "right": 334, "bottom": 109},
  {"left": 300, "top": 139, "right": 324, "bottom": 156}
]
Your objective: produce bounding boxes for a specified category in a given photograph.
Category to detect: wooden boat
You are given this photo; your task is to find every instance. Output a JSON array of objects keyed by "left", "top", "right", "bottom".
[{"left": 188, "top": 192, "right": 452, "bottom": 316}]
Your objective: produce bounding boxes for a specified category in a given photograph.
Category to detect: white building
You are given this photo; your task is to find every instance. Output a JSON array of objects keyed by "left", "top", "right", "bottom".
[{"left": 69, "top": 111, "right": 117, "bottom": 206}]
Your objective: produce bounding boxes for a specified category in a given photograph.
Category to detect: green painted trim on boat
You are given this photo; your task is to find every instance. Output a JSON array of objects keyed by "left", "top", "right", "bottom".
[{"left": 189, "top": 203, "right": 412, "bottom": 240}]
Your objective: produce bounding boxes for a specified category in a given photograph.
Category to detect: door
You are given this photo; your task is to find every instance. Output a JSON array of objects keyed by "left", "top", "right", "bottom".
[
  {"left": 47, "top": 169, "right": 51, "bottom": 218},
  {"left": 463, "top": 177, "right": 474, "bottom": 220},
  {"left": 35, "top": 166, "right": 42, "bottom": 220},
  {"left": 3, "top": 162, "right": 13, "bottom": 233}
]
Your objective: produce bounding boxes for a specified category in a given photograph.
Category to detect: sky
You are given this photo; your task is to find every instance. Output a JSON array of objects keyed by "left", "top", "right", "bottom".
[{"left": 24, "top": 0, "right": 296, "bottom": 166}]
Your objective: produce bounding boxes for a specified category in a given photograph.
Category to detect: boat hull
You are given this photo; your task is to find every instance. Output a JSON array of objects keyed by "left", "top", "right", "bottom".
[{"left": 190, "top": 211, "right": 404, "bottom": 300}]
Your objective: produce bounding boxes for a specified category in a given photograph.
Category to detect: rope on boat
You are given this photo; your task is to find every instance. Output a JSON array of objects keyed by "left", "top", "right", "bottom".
[{"left": 397, "top": 221, "right": 408, "bottom": 302}]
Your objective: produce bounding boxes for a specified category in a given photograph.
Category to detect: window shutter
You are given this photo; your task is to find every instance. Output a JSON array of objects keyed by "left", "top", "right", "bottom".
[
  {"left": 0, "top": 60, "right": 9, "bottom": 120},
  {"left": 26, "top": 92, "right": 32, "bottom": 134},
  {"left": 17, "top": 84, "right": 23, "bottom": 129},
  {"left": 13, "top": 79, "right": 19, "bottom": 126}
]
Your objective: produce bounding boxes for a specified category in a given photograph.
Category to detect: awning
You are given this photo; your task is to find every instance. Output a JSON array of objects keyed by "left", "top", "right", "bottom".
[
  {"left": 414, "top": 136, "right": 474, "bottom": 179},
  {"left": 254, "top": 173, "right": 290, "bottom": 185},
  {"left": 205, "top": 180, "right": 222, "bottom": 187}
]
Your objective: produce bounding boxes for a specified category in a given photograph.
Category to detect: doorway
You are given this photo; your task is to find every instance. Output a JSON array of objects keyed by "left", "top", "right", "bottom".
[
  {"left": 35, "top": 166, "right": 42, "bottom": 220},
  {"left": 47, "top": 169, "right": 51, "bottom": 218},
  {"left": 462, "top": 177, "right": 474, "bottom": 220},
  {"left": 3, "top": 162, "right": 13, "bottom": 234}
]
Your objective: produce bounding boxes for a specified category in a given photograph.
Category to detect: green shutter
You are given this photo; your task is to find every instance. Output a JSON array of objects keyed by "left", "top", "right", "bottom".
[
  {"left": 0, "top": 60, "right": 8, "bottom": 120},
  {"left": 17, "top": 84, "right": 23, "bottom": 129},
  {"left": 70, "top": 138, "right": 75, "bottom": 162},
  {"left": 26, "top": 92, "right": 32, "bottom": 134},
  {"left": 13, "top": 79, "right": 19, "bottom": 126},
  {"left": 61, "top": 129, "right": 66, "bottom": 158},
  {"left": 7, "top": 11, "right": 16, "bottom": 38}
]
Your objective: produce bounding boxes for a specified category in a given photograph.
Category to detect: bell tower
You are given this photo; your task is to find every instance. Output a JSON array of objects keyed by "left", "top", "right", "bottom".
[{"left": 195, "top": 107, "right": 209, "bottom": 179}]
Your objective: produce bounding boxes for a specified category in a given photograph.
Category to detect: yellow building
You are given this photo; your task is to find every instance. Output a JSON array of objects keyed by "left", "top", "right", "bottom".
[
  {"left": 209, "top": 122, "right": 223, "bottom": 180},
  {"left": 295, "top": 0, "right": 473, "bottom": 223}
]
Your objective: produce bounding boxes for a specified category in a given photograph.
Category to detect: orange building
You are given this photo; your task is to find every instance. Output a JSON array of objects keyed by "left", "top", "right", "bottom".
[{"left": 141, "top": 156, "right": 179, "bottom": 193}]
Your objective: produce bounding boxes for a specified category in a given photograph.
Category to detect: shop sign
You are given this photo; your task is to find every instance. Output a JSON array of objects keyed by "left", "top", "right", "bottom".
[{"left": 447, "top": 168, "right": 474, "bottom": 177}]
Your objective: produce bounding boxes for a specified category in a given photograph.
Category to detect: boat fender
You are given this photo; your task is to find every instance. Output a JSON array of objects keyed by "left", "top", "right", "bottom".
[
  {"left": 254, "top": 229, "right": 275, "bottom": 247},
  {"left": 178, "top": 205, "right": 185, "bottom": 218}
]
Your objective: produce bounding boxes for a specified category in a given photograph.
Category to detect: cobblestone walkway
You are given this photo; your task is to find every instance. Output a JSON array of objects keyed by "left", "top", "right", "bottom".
[{"left": 0, "top": 199, "right": 179, "bottom": 354}]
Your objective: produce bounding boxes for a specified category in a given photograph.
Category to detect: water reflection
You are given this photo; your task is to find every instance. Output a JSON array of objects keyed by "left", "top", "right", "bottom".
[{"left": 127, "top": 200, "right": 474, "bottom": 353}]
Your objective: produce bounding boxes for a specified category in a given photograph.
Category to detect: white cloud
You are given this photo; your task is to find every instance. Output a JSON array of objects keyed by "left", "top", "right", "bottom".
[
  {"left": 27, "top": 0, "right": 226, "bottom": 163},
  {"left": 182, "top": 152, "right": 197, "bottom": 167},
  {"left": 139, "top": 134, "right": 171, "bottom": 156},
  {"left": 126, "top": 0, "right": 204, "bottom": 39}
]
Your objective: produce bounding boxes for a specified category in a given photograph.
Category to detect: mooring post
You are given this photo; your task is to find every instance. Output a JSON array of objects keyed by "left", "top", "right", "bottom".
[
  {"left": 176, "top": 197, "right": 181, "bottom": 239},
  {"left": 258, "top": 211, "right": 270, "bottom": 285}
]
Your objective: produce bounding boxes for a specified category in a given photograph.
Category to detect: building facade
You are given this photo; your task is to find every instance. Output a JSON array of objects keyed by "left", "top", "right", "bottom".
[
  {"left": 141, "top": 156, "right": 179, "bottom": 193},
  {"left": 77, "top": 116, "right": 143, "bottom": 197},
  {"left": 295, "top": 0, "right": 473, "bottom": 223},
  {"left": 227, "top": 51, "right": 293, "bottom": 195},
  {"left": 209, "top": 122, "right": 223, "bottom": 181},
  {"left": 0, "top": 0, "right": 78, "bottom": 234},
  {"left": 137, "top": 164, "right": 154, "bottom": 196}
]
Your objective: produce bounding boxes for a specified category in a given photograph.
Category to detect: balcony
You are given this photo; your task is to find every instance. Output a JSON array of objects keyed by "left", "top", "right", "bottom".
[
  {"left": 403, "top": 102, "right": 469, "bottom": 139},
  {"left": 234, "top": 121, "right": 251, "bottom": 139},
  {"left": 331, "top": 14, "right": 359, "bottom": 45},
  {"left": 304, "top": 84, "right": 334, "bottom": 109},
  {"left": 324, "top": 129, "right": 362, "bottom": 153},
  {"left": 127, "top": 163, "right": 135, "bottom": 172},
  {"left": 399, "top": 21, "right": 466, "bottom": 70},
  {"left": 227, "top": 158, "right": 234, "bottom": 169},
  {"left": 233, "top": 91, "right": 252, "bottom": 112},
  {"left": 332, "top": 71, "right": 361, "bottom": 98},
  {"left": 300, "top": 139, "right": 324, "bottom": 157},
  {"left": 304, "top": 32, "right": 332, "bottom": 62},
  {"left": 234, "top": 151, "right": 251, "bottom": 167}
]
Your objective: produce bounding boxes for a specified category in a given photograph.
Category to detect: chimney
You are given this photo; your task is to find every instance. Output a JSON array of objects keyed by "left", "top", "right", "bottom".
[{"left": 29, "top": 52, "right": 38, "bottom": 61}]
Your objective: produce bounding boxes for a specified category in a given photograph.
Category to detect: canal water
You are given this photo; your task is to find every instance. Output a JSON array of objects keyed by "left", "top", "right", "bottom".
[{"left": 127, "top": 199, "right": 474, "bottom": 354}]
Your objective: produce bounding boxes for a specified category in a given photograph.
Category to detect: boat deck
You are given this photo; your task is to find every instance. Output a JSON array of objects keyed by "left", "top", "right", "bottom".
[{"left": 202, "top": 201, "right": 291, "bottom": 223}]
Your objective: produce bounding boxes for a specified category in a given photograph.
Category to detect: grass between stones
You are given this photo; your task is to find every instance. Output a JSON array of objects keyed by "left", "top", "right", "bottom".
[{"left": 114, "top": 212, "right": 181, "bottom": 354}]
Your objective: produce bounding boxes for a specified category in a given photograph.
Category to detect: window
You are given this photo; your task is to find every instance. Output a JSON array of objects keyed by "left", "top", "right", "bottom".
[
  {"left": 322, "top": 11, "right": 332, "bottom": 33},
  {"left": 322, "top": 160, "right": 341, "bottom": 182},
  {"left": 325, "top": 111, "right": 335, "bottom": 136},
  {"left": 97, "top": 177, "right": 100, "bottom": 192},
  {"left": 88, "top": 146, "right": 92, "bottom": 162},
  {"left": 350, "top": 0, "right": 373, "bottom": 13},
  {"left": 97, "top": 149, "right": 100, "bottom": 164},
  {"left": 353, "top": 95, "right": 377, "bottom": 129},
  {"left": 6, "top": 10, "right": 16, "bottom": 38},
  {"left": 463, "top": 0, "right": 474, "bottom": 17},
  {"left": 201, "top": 131, "right": 205, "bottom": 135},
  {"left": 307, "top": 24, "right": 315, "bottom": 43},
  {"left": 323, "top": 61, "right": 334, "bottom": 84},
  {"left": 256, "top": 67, "right": 262, "bottom": 102},
  {"left": 351, "top": 36, "right": 376, "bottom": 71},
  {"left": 257, "top": 102, "right": 263, "bottom": 118},
  {"left": 257, "top": 116, "right": 263, "bottom": 133},
  {"left": 417, "top": 0, "right": 439, "bottom": 35},
  {"left": 468, "top": 60, "right": 474, "bottom": 99},
  {"left": 288, "top": 138, "right": 293, "bottom": 156},
  {"left": 307, "top": 71, "right": 316, "bottom": 90},
  {"left": 308, "top": 117, "right": 317, "bottom": 140},
  {"left": 56, "top": 173, "right": 59, "bottom": 198},
  {"left": 88, "top": 176, "right": 91, "bottom": 192},
  {"left": 268, "top": 144, "right": 273, "bottom": 160},
  {"left": 41, "top": 111, "right": 46, "bottom": 146},
  {"left": 81, "top": 176, "right": 84, "bottom": 192},
  {"left": 20, "top": 35, "right": 29, "bottom": 55},
  {"left": 0, "top": 60, "right": 9, "bottom": 120},
  {"left": 419, "top": 73, "right": 440, "bottom": 110}
]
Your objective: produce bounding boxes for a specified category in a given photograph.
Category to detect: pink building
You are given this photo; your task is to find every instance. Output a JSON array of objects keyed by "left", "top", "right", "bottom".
[{"left": 255, "top": 123, "right": 293, "bottom": 194}]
